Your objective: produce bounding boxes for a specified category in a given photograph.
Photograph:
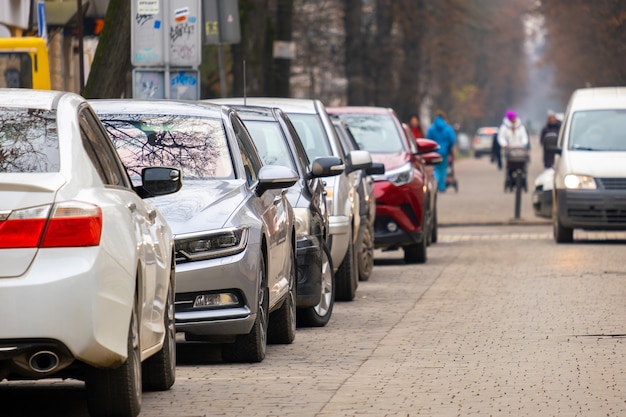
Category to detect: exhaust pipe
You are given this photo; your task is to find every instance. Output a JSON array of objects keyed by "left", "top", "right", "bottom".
[{"left": 29, "top": 351, "right": 60, "bottom": 373}]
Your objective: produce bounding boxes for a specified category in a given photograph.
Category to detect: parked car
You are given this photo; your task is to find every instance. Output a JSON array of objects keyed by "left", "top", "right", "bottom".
[
  {"left": 223, "top": 104, "right": 344, "bottom": 327},
  {"left": 92, "top": 100, "right": 298, "bottom": 362},
  {"left": 210, "top": 98, "right": 373, "bottom": 301},
  {"left": 552, "top": 87, "right": 626, "bottom": 243},
  {"left": 327, "top": 106, "right": 438, "bottom": 264},
  {"left": 533, "top": 168, "right": 554, "bottom": 219},
  {"left": 0, "top": 90, "right": 182, "bottom": 417},
  {"left": 331, "top": 117, "right": 384, "bottom": 280},
  {"left": 472, "top": 126, "right": 498, "bottom": 158}
]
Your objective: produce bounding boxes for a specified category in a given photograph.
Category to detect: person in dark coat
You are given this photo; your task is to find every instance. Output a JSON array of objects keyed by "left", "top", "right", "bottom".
[
  {"left": 491, "top": 132, "right": 502, "bottom": 170},
  {"left": 539, "top": 111, "right": 561, "bottom": 168}
]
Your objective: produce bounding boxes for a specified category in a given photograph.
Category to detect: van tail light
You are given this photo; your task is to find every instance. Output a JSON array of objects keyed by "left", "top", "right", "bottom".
[{"left": 0, "top": 202, "right": 102, "bottom": 249}]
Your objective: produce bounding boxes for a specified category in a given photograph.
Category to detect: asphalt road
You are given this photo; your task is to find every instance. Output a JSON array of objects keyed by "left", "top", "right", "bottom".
[{"left": 2, "top": 141, "right": 626, "bottom": 417}]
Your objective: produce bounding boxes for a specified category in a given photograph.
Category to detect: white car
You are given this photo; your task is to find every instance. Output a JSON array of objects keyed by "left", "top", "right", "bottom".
[
  {"left": 553, "top": 87, "right": 626, "bottom": 243},
  {"left": 0, "top": 89, "right": 181, "bottom": 417}
]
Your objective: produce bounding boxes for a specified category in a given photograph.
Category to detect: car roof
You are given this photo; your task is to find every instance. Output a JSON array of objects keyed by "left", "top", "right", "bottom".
[
  {"left": 220, "top": 104, "right": 277, "bottom": 121},
  {"left": 0, "top": 88, "right": 69, "bottom": 110},
  {"left": 326, "top": 106, "right": 393, "bottom": 115},
  {"left": 208, "top": 97, "right": 319, "bottom": 114},
  {"left": 570, "top": 87, "right": 626, "bottom": 111},
  {"left": 90, "top": 99, "right": 224, "bottom": 118}
]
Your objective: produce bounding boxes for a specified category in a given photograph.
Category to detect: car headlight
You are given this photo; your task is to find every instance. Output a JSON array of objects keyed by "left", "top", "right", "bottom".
[
  {"left": 293, "top": 207, "right": 311, "bottom": 237},
  {"left": 175, "top": 227, "right": 249, "bottom": 262},
  {"left": 564, "top": 174, "right": 596, "bottom": 190},
  {"left": 384, "top": 163, "right": 414, "bottom": 186}
]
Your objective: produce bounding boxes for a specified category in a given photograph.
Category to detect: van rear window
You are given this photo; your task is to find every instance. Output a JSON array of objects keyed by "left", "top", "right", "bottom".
[{"left": 0, "top": 108, "right": 59, "bottom": 172}]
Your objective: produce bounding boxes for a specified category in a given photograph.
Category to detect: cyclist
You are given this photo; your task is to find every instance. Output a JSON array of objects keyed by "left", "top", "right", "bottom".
[{"left": 497, "top": 110, "right": 529, "bottom": 192}]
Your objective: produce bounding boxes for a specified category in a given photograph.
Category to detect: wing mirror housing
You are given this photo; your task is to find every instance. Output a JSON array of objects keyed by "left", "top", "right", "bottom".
[
  {"left": 345, "top": 149, "right": 373, "bottom": 173},
  {"left": 256, "top": 165, "right": 298, "bottom": 196},
  {"left": 366, "top": 162, "right": 385, "bottom": 175},
  {"left": 308, "top": 156, "right": 345, "bottom": 178},
  {"left": 415, "top": 138, "right": 440, "bottom": 155},
  {"left": 138, "top": 167, "right": 182, "bottom": 198}
]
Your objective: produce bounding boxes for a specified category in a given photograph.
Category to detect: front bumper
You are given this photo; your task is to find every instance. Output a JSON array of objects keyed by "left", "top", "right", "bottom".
[
  {"left": 0, "top": 247, "right": 136, "bottom": 375},
  {"left": 295, "top": 235, "right": 323, "bottom": 308},
  {"left": 532, "top": 188, "right": 553, "bottom": 219},
  {"left": 372, "top": 180, "right": 424, "bottom": 248},
  {"left": 174, "top": 248, "right": 257, "bottom": 337},
  {"left": 556, "top": 188, "right": 626, "bottom": 230}
]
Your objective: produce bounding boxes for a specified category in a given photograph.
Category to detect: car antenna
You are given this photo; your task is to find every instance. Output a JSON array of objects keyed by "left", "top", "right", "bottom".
[{"left": 243, "top": 60, "right": 247, "bottom": 106}]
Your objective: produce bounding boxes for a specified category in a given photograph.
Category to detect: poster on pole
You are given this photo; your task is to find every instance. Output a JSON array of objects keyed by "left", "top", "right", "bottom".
[
  {"left": 169, "top": 0, "right": 202, "bottom": 67},
  {"left": 131, "top": 0, "right": 165, "bottom": 66},
  {"left": 133, "top": 69, "right": 165, "bottom": 99},
  {"left": 170, "top": 70, "right": 200, "bottom": 100}
]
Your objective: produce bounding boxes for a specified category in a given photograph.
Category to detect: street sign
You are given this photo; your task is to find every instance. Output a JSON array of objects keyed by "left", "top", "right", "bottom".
[
  {"left": 132, "top": 69, "right": 200, "bottom": 100},
  {"left": 170, "top": 69, "right": 200, "bottom": 99},
  {"left": 131, "top": 0, "right": 165, "bottom": 66},
  {"left": 133, "top": 69, "right": 165, "bottom": 98},
  {"left": 202, "top": 0, "right": 241, "bottom": 45},
  {"left": 169, "top": 0, "right": 202, "bottom": 67}
]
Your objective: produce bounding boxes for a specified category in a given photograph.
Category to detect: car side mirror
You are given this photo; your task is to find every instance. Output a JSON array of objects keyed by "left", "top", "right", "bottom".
[
  {"left": 421, "top": 152, "right": 443, "bottom": 166},
  {"left": 345, "top": 150, "right": 373, "bottom": 173},
  {"left": 256, "top": 165, "right": 298, "bottom": 196},
  {"left": 366, "top": 162, "right": 385, "bottom": 175},
  {"left": 308, "top": 156, "right": 345, "bottom": 178},
  {"left": 416, "top": 138, "right": 440, "bottom": 154},
  {"left": 138, "top": 167, "right": 182, "bottom": 198}
]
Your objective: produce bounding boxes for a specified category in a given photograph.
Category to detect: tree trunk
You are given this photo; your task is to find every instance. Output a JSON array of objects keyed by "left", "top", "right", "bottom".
[
  {"left": 268, "top": 0, "right": 293, "bottom": 97},
  {"left": 83, "top": 0, "right": 131, "bottom": 98}
]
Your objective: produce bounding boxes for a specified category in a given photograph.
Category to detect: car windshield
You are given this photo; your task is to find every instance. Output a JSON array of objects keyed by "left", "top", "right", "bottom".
[
  {"left": 338, "top": 114, "right": 405, "bottom": 153},
  {"left": 244, "top": 120, "right": 296, "bottom": 170},
  {"left": 0, "top": 107, "right": 59, "bottom": 172},
  {"left": 99, "top": 114, "right": 234, "bottom": 180},
  {"left": 569, "top": 109, "right": 626, "bottom": 151},
  {"left": 287, "top": 113, "right": 332, "bottom": 161}
]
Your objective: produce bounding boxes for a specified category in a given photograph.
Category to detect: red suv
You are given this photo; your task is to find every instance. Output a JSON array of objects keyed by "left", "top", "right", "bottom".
[{"left": 327, "top": 107, "right": 439, "bottom": 263}]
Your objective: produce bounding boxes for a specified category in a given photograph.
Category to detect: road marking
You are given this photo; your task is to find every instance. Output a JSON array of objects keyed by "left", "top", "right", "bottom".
[{"left": 440, "top": 231, "right": 626, "bottom": 242}]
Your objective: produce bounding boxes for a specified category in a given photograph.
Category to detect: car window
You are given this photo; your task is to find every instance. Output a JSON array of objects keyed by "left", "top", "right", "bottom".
[
  {"left": 282, "top": 114, "right": 310, "bottom": 169},
  {"left": 337, "top": 114, "right": 405, "bottom": 153},
  {"left": 333, "top": 123, "right": 356, "bottom": 154},
  {"left": 98, "top": 113, "right": 234, "bottom": 181},
  {"left": 79, "top": 108, "right": 127, "bottom": 187},
  {"left": 0, "top": 107, "right": 59, "bottom": 172},
  {"left": 288, "top": 113, "right": 332, "bottom": 161},
  {"left": 568, "top": 109, "right": 626, "bottom": 151},
  {"left": 244, "top": 120, "right": 296, "bottom": 170},
  {"left": 231, "top": 115, "right": 261, "bottom": 186}
]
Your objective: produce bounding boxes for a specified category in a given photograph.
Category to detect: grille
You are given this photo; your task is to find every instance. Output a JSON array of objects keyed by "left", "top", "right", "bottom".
[
  {"left": 568, "top": 208, "right": 626, "bottom": 224},
  {"left": 599, "top": 178, "right": 626, "bottom": 190}
]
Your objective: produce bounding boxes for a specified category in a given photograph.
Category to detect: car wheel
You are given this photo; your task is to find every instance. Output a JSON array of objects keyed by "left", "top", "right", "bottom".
[
  {"left": 431, "top": 206, "right": 438, "bottom": 244},
  {"left": 86, "top": 295, "right": 142, "bottom": 417},
  {"left": 142, "top": 276, "right": 176, "bottom": 391},
  {"left": 553, "top": 213, "right": 573, "bottom": 244},
  {"left": 268, "top": 245, "right": 296, "bottom": 344},
  {"left": 335, "top": 232, "right": 357, "bottom": 301},
  {"left": 404, "top": 237, "right": 427, "bottom": 264},
  {"left": 298, "top": 243, "right": 335, "bottom": 327},
  {"left": 357, "top": 225, "right": 374, "bottom": 281},
  {"left": 222, "top": 255, "right": 268, "bottom": 363}
]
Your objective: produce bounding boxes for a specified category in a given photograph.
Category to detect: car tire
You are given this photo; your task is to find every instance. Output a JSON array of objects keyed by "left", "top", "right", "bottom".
[
  {"left": 222, "top": 255, "right": 269, "bottom": 363},
  {"left": 335, "top": 233, "right": 357, "bottom": 301},
  {"left": 553, "top": 214, "right": 573, "bottom": 244},
  {"left": 298, "top": 243, "right": 335, "bottom": 327},
  {"left": 268, "top": 245, "right": 296, "bottom": 344},
  {"left": 357, "top": 225, "right": 374, "bottom": 281},
  {"left": 86, "top": 296, "right": 142, "bottom": 417},
  {"left": 142, "top": 277, "right": 176, "bottom": 391},
  {"left": 404, "top": 237, "right": 427, "bottom": 264},
  {"left": 431, "top": 207, "right": 438, "bottom": 244}
]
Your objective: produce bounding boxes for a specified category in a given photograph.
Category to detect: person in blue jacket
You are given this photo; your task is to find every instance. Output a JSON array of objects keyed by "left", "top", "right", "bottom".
[{"left": 426, "top": 110, "right": 457, "bottom": 192}]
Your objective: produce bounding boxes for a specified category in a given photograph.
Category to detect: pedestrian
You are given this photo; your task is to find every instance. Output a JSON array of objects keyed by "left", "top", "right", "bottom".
[
  {"left": 408, "top": 114, "right": 424, "bottom": 138},
  {"left": 491, "top": 131, "right": 502, "bottom": 170},
  {"left": 539, "top": 110, "right": 562, "bottom": 168},
  {"left": 426, "top": 110, "right": 456, "bottom": 192},
  {"left": 498, "top": 110, "right": 529, "bottom": 191}
]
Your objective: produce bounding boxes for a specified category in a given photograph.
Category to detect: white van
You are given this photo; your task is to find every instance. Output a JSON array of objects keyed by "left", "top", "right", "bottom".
[{"left": 553, "top": 87, "right": 626, "bottom": 243}]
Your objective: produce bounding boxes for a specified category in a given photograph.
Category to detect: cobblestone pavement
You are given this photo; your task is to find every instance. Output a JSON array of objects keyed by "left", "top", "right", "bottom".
[{"left": 2, "top": 140, "right": 625, "bottom": 417}]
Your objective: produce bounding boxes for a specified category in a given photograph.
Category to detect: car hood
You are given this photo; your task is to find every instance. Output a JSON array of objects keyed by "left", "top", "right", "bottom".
[
  {"left": 149, "top": 179, "right": 247, "bottom": 235},
  {"left": 370, "top": 152, "right": 411, "bottom": 171},
  {"left": 564, "top": 151, "right": 626, "bottom": 178}
]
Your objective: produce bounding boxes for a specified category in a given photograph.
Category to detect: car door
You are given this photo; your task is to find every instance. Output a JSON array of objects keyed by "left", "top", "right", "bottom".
[
  {"left": 78, "top": 106, "right": 167, "bottom": 352},
  {"left": 231, "top": 115, "right": 289, "bottom": 308}
]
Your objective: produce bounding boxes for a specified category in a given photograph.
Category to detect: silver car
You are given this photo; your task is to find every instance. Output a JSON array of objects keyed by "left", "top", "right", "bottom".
[
  {"left": 92, "top": 100, "right": 298, "bottom": 363},
  {"left": 0, "top": 90, "right": 181, "bottom": 417}
]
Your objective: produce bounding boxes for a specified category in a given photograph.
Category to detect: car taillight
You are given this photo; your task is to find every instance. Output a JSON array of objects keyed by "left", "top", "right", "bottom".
[
  {"left": 0, "top": 206, "right": 51, "bottom": 248},
  {"left": 41, "top": 202, "right": 102, "bottom": 247},
  {"left": 0, "top": 202, "right": 102, "bottom": 249}
]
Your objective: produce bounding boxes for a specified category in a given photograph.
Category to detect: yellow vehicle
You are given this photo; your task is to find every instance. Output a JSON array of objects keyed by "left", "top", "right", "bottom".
[{"left": 0, "top": 37, "right": 51, "bottom": 89}]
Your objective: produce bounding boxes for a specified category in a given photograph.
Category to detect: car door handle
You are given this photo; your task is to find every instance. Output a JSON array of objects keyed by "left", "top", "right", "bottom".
[
  {"left": 147, "top": 209, "right": 157, "bottom": 222},
  {"left": 127, "top": 202, "right": 137, "bottom": 212},
  {"left": 273, "top": 195, "right": 282, "bottom": 205}
]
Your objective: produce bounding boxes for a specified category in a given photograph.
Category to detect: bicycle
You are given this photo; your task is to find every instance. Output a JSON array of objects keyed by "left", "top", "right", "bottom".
[{"left": 504, "top": 147, "right": 529, "bottom": 219}]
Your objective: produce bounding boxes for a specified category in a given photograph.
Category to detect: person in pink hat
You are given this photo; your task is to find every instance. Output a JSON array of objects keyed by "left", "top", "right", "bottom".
[{"left": 497, "top": 110, "right": 529, "bottom": 191}]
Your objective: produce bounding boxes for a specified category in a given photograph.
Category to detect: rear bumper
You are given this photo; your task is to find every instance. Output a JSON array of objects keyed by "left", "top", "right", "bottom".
[{"left": 556, "top": 188, "right": 626, "bottom": 229}]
